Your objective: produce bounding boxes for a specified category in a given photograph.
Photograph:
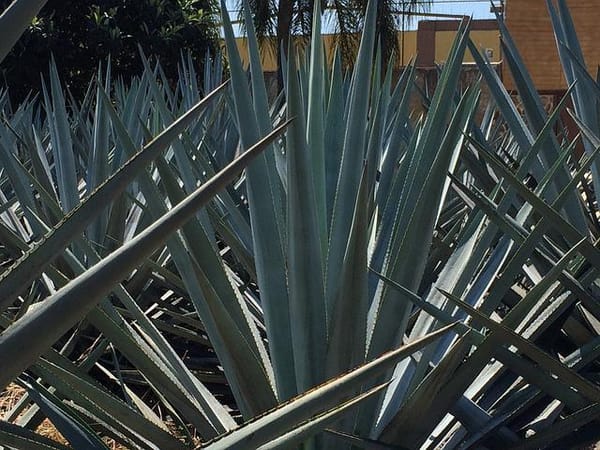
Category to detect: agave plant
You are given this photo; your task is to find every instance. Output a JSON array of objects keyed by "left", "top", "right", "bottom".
[{"left": 1, "top": 0, "right": 600, "bottom": 448}]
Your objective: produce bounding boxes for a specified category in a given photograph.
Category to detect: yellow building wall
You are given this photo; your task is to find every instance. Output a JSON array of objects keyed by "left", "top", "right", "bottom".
[
  {"left": 231, "top": 32, "right": 420, "bottom": 71},
  {"left": 233, "top": 38, "right": 278, "bottom": 72},
  {"left": 232, "top": 36, "right": 339, "bottom": 72},
  {"left": 229, "top": 26, "right": 499, "bottom": 71},
  {"left": 435, "top": 30, "right": 500, "bottom": 64},
  {"left": 230, "top": 31, "right": 417, "bottom": 72},
  {"left": 395, "top": 32, "right": 418, "bottom": 66}
]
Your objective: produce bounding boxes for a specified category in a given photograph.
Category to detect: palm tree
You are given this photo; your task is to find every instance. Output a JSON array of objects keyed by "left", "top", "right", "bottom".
[{"left": 241, "top": 0, "right": 433, "bottom": 73}]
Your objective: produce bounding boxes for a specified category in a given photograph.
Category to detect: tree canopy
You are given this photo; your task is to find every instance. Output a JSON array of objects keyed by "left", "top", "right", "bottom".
[{"left": 0, "top": 0, "right": 219, "bottom": 102}]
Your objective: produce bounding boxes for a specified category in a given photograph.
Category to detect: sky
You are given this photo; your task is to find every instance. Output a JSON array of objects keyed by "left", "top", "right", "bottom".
[
  {"left": 224, "top": 0, "right": 496, "bottom": 34},
  {"left": 426, "top": 0, "right": 494, "bottom": 20}
]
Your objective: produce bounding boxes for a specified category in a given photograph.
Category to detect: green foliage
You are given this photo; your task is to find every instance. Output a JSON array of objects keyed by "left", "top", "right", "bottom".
[
  {"left": 0, "top": 0, "right": 47, "bottom": 64},
  {"left": 0, "top": 0, "right": 218, "bottom": 102},
  {"left": 1, "top": 0, "right": 600, "bottom": 448}
]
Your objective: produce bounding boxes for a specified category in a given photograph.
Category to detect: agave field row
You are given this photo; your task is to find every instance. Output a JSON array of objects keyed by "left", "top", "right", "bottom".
[{"left": 0, "top": 0, "right": 600, "bottom": 448}]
